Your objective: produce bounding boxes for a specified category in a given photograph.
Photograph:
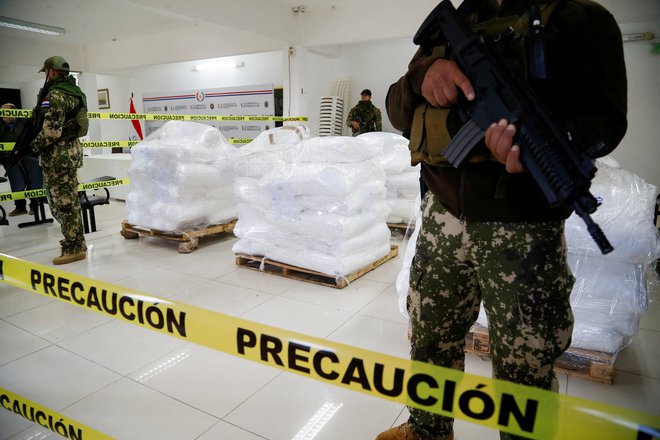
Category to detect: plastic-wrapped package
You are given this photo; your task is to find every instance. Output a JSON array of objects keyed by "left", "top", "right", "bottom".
[
  {"left": 263, "top": 162, "right": 385, "bottom": 197},
  {"left": 290, "top": 136, "right": 382, "bottom": 164},
  {"left": 356, "top": 132, "right": 420, "bottom": 224},
  {"left": 359, "top": 132, "right": 412, "bottom": 173},
  {"left": 387, "top": 171, "right": 421, "bottom": 200},
  {"left": 249, "top": 124, "right": 310, "bottom": 147},
  {"left": 290, "top": 181, "right": 386, "bottom": 216},
  {"left": 234, "top": 145, "right": 292, "bottom": 178},
  {"left": 130, "top": 121, "right": 228, "bottom": 163},
  {"left": 565, "top": 156, "right": 660, "bottom": 263},
  {"left": 568, "top": 254, "right": 647, "bottom": 316},
  {"left": 233, "top": 133, "right": 392, "bottom": 278},
  {"left": 388, "top": 199, "right": 418, "bottom": 225},
  {"left": 238, "top": 202, "right": 390, "bottom": 240},
  {"left": 127, "top": 121, "right": 239, "bottom": 232}
]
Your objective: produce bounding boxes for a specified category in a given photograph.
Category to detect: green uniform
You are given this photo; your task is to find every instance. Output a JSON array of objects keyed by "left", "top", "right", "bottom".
[
  {"left": 31, "top": 76, "right": 87, "bottom": 254},
  {"left": 385, "top": 0, "right": 627, "bottom": 439},
  {"left": 408, "top": 192, "right": 574, "bottom": 439},
  {"left": 346, "top": 100, "right": 382, "bottom": 135}
]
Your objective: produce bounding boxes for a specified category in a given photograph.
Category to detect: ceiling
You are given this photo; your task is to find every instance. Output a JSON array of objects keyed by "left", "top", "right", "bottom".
[{"left": 1, "top": 0, "right": 658, "bottom": 86}]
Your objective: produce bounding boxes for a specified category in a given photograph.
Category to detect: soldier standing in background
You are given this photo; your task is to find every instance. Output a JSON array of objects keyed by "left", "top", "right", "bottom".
[
  {"left": 1, "top": 103, "right": 45, "bottom": 217},
  {"left": 30, "top": 56, "right": 89, "bottom": 265},
  {"left": 346, "top": 89, "right": 383, "bottom": 136}
]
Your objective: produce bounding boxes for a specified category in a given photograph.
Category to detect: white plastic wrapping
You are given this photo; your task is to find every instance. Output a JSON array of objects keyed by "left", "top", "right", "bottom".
[
  {"left": 127, "top": 121, "right": 239, "bottom": 232},
  {"left": 249, "top": 124, "right": 310, "bottom": 147},
  {"left": 396, "top": 193, "right": 422, "bottom": 318},
  {"left": 358, "top": 132, "right": 420, "bottom": 224},
  {"left": 233, "top": 133, "right": 392, "bottom": 278},
  {"left": 565, "top": 156, "right": 660, "bottom": 263}
]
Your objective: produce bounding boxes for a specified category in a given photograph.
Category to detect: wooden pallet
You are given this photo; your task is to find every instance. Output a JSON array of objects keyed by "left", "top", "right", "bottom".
[
  {"left": 121, "top": 219, "right": 237, "bottom": 253},
  {"left": 465, "top": 324, "right": 616, "bottom": 384},
  {"left": 235, "top": 245, "right": 399, "bottom": 289},
  {"left": 387, "top": 222, "right": 414, "bottom": 238}
]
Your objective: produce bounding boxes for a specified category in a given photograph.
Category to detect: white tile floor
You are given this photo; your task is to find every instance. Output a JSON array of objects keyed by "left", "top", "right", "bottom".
[{"left": 1, "top": 192, "right": 659, "bottom": 440}]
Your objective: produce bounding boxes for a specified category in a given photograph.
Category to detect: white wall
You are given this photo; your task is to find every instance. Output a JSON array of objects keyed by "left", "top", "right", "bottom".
[
  {"left": 610, "top": 39, "right": 660, "bottom": 189},
  {"left": 93, "top": 51, "right": 284, "bottom": 143},
  {"left": 340, "top": 38, "right": 419, "bottom": 134},
  {"left": 10, "top": 30, "right": 659, "bottom": 189}
]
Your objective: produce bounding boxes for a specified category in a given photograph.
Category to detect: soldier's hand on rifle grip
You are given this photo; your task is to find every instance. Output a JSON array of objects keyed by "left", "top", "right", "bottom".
[
  {"left": 485, "top": 119, "right": 524, "bottom": 174},
  {"left": 421, "top": 59, "right": 475, "bottom": 107}
]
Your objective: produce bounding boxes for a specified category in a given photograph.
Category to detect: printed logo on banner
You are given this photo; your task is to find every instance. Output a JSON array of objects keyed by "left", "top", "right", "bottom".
[{"left": 142, "top": 84, "right": 274, "bottom": 138}]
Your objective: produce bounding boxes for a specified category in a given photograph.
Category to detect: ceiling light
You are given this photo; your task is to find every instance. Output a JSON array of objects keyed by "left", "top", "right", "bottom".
[
  {"left": 0, "top": 16, "right": 65, "bottom": 36},
  {"left": 195, "top": 61, "right": 244, "bottom": 71}
]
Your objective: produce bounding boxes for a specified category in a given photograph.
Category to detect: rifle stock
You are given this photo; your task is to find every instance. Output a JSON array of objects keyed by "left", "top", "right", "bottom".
[{"left": 414, "top": 0, "right": 613, "bottom": 254}]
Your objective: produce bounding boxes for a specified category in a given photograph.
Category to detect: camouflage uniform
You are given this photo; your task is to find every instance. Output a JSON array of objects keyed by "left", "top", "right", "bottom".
[
  {"left": 346, "top": 100, "right": 383, "bottom": 135},
  {"left": 31, "top": 79, "right": 86, "bottom": 254},
  {"left": 407, "top": 191, "right": 574, "bottom": 439},
  {"left": 383, "top": 0, "right": 627, "bottom": 438}
]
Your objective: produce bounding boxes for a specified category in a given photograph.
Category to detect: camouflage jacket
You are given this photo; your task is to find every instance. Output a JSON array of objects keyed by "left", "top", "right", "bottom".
[
  {"left": 346, "top": 101, "right": 382, "bottom": 134},
  {"left": 31, "top": 86, "right": 85, "bottom": 170}
]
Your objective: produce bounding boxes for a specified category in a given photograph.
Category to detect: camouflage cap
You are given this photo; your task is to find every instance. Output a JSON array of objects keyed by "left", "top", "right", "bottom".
[{"left": 39, "top": 56, "right": 70, "bottom": 74}]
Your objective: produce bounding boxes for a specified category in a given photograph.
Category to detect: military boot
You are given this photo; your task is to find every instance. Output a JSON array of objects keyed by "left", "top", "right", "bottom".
[
  {"left": 53, "top": 250, "right": 86, "bottom": 265},
  {"left": 375, "top": 423, "right": 454, "bottom": 440}
]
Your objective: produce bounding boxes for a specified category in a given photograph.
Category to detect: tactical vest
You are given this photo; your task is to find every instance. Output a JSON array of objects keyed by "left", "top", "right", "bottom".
[{"left": 408, "top": 2, "right": 557, "bottom": 167}]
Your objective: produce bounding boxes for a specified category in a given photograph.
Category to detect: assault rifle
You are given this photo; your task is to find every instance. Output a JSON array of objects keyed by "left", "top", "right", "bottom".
[
  {"left": 9, "top": 80, "right": 49, "bottom": 167},
  {"left": 414, "top": 0, "right": 613, "bottom": 254},
  {"left": 351, "top": 114, "right": 367, "bottom": 137},
  {"left": 8, "top": 118, "right": 38, "bottom": 167}
]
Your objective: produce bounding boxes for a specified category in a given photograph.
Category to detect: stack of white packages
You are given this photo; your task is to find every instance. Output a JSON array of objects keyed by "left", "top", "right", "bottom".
[
  {"left": 233, "top": 132, "right": 392, "bottom": 277},
  {"left": 126, "top": 121, "right": 239, "bottom": 232},
  {"left": 396, "top": 157, "right": 660, "bottom": 357},
  {"left": 359, "top": 132, "right": 420, "bottom": 225},
  {"left": 563, "top": 157, "right": 660, "bottom": 354}
]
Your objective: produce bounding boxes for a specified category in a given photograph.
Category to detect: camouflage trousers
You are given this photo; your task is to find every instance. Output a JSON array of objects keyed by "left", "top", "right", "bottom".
[
  {"left": 43, "top": 165, "right": 86, "bottom": 254},
  {"left": 407, "top": 191, "right": 574, "bottom": 440}
]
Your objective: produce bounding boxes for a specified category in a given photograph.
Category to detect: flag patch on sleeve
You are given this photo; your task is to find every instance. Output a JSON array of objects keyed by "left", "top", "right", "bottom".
[{"left": 41, "top": 100, "right": 50, "bottom": 108}]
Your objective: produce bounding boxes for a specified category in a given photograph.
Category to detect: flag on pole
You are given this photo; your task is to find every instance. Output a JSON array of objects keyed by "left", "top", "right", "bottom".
[{"left": 129, "top": 93, "right": 143, "bottom": 141}]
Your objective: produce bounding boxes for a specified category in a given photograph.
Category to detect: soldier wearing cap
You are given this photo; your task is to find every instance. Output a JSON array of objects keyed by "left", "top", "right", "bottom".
[
  {"left": 31, "top": 56, "right": 89, "bottom": 265},
  {"left": 346, "top": 89, "right": 382, "bottom": 136}
]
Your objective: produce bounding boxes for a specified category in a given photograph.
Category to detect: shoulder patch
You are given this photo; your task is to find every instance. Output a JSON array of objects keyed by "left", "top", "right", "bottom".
[{"left": 41, "top": 100, "right": 50, "bottom": 108}]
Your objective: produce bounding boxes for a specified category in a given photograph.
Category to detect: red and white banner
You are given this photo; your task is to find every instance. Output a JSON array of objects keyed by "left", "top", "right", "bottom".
[
  {"left": 142, "top": 84, "right": 274, "bottom": 139},
  {"left": 129, "top": 94, "right": 143, "bottom": 141}
]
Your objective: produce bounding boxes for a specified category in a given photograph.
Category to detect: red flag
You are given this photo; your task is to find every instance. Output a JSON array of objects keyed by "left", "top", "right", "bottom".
[{"left": 129, "top": 93, "right": 143, "bottom": 140}]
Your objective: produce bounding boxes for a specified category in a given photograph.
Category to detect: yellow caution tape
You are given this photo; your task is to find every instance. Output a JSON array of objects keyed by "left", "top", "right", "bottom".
[
  {"left": 2, "top": 139, "right": 256, "bottom": 151},
  {"left": 0, "top": 253, "right": 658, "bottom": 439},
  {"left": 0, "top": 386, "right": 114, "bottom": 440},
  {"left": 0, "top": 108, "right": 308, "bottom": 122},
  {"left": 81, "top": 141, "right": 140, "bottom": 148},
  {"left": 0, "top": 178, "right": 129, "bottom": 202}
]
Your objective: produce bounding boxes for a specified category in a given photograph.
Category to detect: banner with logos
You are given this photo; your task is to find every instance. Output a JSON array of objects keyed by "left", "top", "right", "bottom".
[{"left": 142, "top": 84, "right": 275, "bottom": 140}]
